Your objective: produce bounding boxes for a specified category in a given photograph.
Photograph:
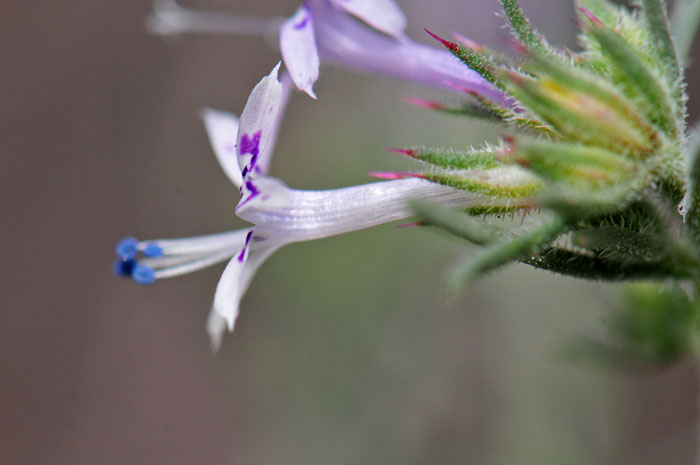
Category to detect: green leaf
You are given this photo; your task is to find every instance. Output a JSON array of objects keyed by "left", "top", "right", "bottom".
[
  {"left": 640, "top": 0, "right": 680, "bottom": 84},
  {"left": 447, "top": 216, "right": 564, "bottom": 293},
  {"left": 670, "top": 0, "right": 700, "bottom": 64},
  {"left": 411, "top": 201, "right": 498, "bottom": 246}
]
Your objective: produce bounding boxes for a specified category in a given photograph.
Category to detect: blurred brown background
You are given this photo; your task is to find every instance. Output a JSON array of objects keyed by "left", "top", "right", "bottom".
[{"left": 2, "top": 0, "right": 700, "bottom": 463}]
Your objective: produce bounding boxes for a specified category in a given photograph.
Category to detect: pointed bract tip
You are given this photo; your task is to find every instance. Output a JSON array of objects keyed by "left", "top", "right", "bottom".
[
  {"left": 368, "top": 171, "right": 423, "bottom": 180},
  {"left": 386, "top": 147, "right": 417, "bottom": 157},
  {"left": 424, "top": 29, "right": 459, "bottom": 52},
  {"left": 578, "top": 7, "right": 604, "bottom": 27},
  {"left": 403, "top": 96, "right": 442, "bottom": 110}
]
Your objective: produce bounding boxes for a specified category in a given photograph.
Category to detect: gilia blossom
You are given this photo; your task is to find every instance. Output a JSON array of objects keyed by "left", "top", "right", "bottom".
[
  {"left": 147, "top": 0, "right": 508, "bottom": 104},
  {"left": 114, "top": 64, "right": 529, "bottom": 349}
]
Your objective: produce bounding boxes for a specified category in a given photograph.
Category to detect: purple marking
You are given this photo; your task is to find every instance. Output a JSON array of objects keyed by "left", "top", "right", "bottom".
[
  {"left": 239, "top": 130, "right": 262, "bottom": 173},
  {"left": 294, "top": 14, "right": 310, "bottom": 30},
  {"left": 238, "top": 180, "right": 260, "bottom": 208},
  {"left": 237, "top": 230, "right": 254, "bottom": 263}
]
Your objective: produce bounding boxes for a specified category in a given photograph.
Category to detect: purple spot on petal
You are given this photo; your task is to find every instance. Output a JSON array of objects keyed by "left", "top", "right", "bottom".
[
  {"left": 239, "top": 130, "right": 262, "bottom": 173},
  {"left": 237, "top": 230, "right": 254, "bottom": 263},
  {"left": 294, "top": 14, "right": 310, "bottom": 29},
  {"left": 238, "top": 180, "right": 260, "bottom": 207}
]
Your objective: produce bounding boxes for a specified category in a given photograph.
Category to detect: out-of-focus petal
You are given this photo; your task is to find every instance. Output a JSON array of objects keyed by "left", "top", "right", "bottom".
[
  {"left": 201, "top": 108, "right": 243, "bottom": 187},
  {"left": 329, "top": 0, "right": 406, "bottom": 39},
  {"left": 307, "top": 0, "right": 509, "bottom": 106},
  {"left": 237, "top": 63, "right": 284, "bottom": 177},
  {"left": 280, "top": 6, "right": 320, "bottom": 98}
]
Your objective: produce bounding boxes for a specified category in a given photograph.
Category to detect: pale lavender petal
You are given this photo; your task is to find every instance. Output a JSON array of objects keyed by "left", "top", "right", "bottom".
[
  {"left": 237, "top": 63, "right": 284, "bottom": 178},
  {"left": 236, "top": 176, "right": 502, "bottom": 242},
  {"left": 279, "top": 6, "right": 320, "bottom": 98},
  {"left": 201, "top": 108, "right": 242, "bottom": 187},
  {"left": 206, "top": 310, "right": 227, "bottom": 352},
  {"left": 211, "top": 229, "right": 283, "bottom": 331},
  {"left": 257, "top": 71, "right": 293, "bottom": 175},
  {"left": 329, "top": 0, "right": 406, "bottom": 38},
  {"left": 306, "top": 0, "right": 509, "bottom": 105},
  {"left": 207, "top": 239, "right": 282, "bottom": 350}
]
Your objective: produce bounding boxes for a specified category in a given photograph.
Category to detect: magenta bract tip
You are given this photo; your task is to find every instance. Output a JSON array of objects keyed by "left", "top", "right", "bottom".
[
  {"left": 578, "top": 7, "right": 604, "bottom": 27},
  {"left": 403, "top": 96, "right": 442, "bottom": 110},
  {"left": 386, "top": 147, "right": 416, "bottom": 157},
  {"left": 368, "top": 171, "right": 422, "bottom": 180},
  {"left": 424, "top": 28, "right": 459, "bottom": 52}
]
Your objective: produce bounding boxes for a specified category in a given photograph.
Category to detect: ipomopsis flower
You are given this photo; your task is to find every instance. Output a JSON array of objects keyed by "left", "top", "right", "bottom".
[{"left": 114, "top": 64, "right": 531, "bottom": 349}]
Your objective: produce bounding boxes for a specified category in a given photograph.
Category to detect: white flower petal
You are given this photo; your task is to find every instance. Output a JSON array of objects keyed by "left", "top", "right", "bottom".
[
  {"left": 329, "top": 0, "right": 407, "bottom": 38},
  {"left": 206, "top": 309, "right": 228, "bottom": 352},
  {"left": 236, "top": 177, "right": 491, "bottom": 242},
  {"left": 237, "top": 63, "right": 284, "bottom": 178},
  {"left": 211, "top": 229, "right": 283, "bottom": 332},
  {"left": 201, "top": 108, "right": 243, "bottom": 187},
  {"left": 280, "top": 6, "right": 320, "bottom": 99},
  {"left": 257, "top": 71, "right": 293, "bottom": 176}
]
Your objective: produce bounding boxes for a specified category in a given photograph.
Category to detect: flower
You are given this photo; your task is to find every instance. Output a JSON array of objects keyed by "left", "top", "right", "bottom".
[
  {"left": 114, "top": 64, "right": 526, "bottom": 350},
  {"left": 147, "top": 0, "right": 508, "bottom": 104}
]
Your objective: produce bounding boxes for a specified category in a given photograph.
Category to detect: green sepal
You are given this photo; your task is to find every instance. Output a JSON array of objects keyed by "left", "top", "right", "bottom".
[
  {"left": 424, "top": 170, "right": 541, "bottom": 198},
  {"left": 524, "top": 52, "right": 660, "bottom": 149},
  {"left": 502, "top": 72, "right": 651, "bottom": 154},
  {"left": 589, "top": 26, "right": 678, "bottom": 137},
  {"left": 514, "top": 138, "right": 638, "bottom": 189},
  {"left": 400, "top": 145, "right": 501, "bottom": 171}
]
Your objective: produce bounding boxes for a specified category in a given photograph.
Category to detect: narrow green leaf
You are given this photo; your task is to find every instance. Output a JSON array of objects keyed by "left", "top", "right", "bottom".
[
  {"left": 447, "top": 216, "right": 565, "bottom": 293},
  {"left": 671, "top": 0, "right": 700, "bottom": 64},
  {"left": 641, "top": 0, "right": 680, "bottom": 84},
  {"left": 411, "top": 201, "right": 497, "bottom": 246}
]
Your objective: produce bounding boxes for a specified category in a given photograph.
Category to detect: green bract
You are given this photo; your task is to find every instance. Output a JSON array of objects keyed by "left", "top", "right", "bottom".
[{"left": 407, "top": 0, "right": 700, "bottom": 364}]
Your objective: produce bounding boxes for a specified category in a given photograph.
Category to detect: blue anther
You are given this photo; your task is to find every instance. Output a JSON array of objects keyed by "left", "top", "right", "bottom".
[
  {"left": 142, "top": 243, "right": 164, "bottom": 258},
  {"left": 113, "top": 258, "right": 136, "bottom": 277},
  {"left": 116, "top": 237, "right": 139, "bottom": 260},
  {"left": 132, "top": 264, "right": 156, "bottom": 285}
]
